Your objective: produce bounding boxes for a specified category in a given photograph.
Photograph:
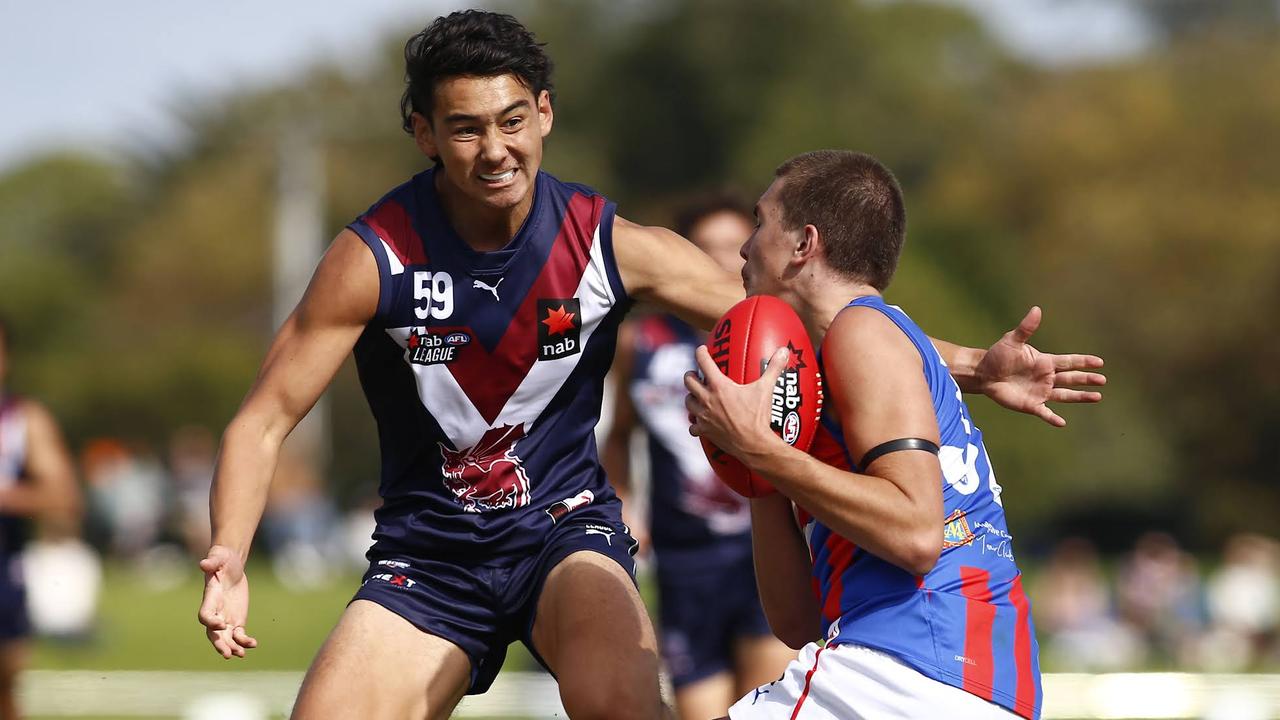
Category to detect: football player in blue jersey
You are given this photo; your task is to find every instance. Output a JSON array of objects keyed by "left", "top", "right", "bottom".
[
  {"left": 604, "top": 197, "right": 794, "bottom": 720},
  {"left": 0, "top": 318, "right": 82, "bottom": 720},
  {"left": 688, "top": 151, "right": 1103, "bottom": 719},
  {"left": 196, "top": 12, "right": 1104, "bottom": 720}
]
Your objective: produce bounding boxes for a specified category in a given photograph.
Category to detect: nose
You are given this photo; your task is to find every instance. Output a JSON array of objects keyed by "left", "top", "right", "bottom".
[
  {"left": 479, "top": 127, "right": 507, "bottom": 166},
  {"left": 739, "top": 237, "right": 751, "bottom": 261}
]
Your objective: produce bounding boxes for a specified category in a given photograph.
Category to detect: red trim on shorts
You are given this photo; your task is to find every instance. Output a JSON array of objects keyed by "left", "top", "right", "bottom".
[
  {"left": 789, "top": 645, "right": 825, "bottom": 720},
  {"left": 1008, "top": 575, "right": 1038, "bottom": 719},
  {"left": 959, "top": 566, "right": 995, "bottom": 700}
]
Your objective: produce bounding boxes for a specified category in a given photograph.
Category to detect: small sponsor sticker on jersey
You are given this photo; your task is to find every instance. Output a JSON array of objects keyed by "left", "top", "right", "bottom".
[
  {"left": 942, "top": 509, "right": 976, "bottom": 548},
  {"left": 407, "top": 328, "right": 470, "bottom": 366},
  {"left": 546, "top": 489, "right": 595, "bottom": 523}
]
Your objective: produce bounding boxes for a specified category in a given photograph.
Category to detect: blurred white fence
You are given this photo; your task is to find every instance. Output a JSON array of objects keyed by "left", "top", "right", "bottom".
[{"left": 21, "top": 670, "right": 1280, "bottom": 719}]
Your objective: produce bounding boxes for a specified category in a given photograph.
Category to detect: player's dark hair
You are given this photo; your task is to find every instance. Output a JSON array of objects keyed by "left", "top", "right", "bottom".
[
  {"left": 773, "top": 151, "right": 906, "bottom": 291},
  {"left": 400, "top": 10, "right": 555, "bottom": 133},
  {"left": 673, "top": 193, "right": 752, "bottom": 241}
]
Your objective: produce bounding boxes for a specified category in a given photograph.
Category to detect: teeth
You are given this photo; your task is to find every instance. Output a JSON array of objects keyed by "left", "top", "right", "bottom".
[{"left": 480, "top": 170, "right": 516, "bottom": 182}]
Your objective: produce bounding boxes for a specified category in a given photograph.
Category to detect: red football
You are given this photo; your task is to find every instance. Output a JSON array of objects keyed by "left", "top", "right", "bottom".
[{"left": 699, "top": 295, "right": 823, "bottom": 497}]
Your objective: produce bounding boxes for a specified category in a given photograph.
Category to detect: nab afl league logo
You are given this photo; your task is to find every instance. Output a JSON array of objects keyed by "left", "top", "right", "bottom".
[
  {"left": 537, "top": 298, "right": 582, "bottom": 361},
  {"left": 768, "top": 341, "right": 807, "bottom": 446}
]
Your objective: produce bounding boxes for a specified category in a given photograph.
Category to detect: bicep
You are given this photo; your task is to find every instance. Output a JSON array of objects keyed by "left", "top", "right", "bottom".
[
  {"left": 825, "top": 310, "right": 943, "bottom": 490},
  {"left": 22, "top": 403, "right": 77, "bottom": 492},
  {"left": 238, "top": 230, "right": 378, "bottom": 436},
  {"left": 612, "top": 218, "right": 743, "bottom": 330}
]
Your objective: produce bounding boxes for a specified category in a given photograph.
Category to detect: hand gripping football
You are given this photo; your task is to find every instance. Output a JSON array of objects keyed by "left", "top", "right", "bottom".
[{"left": 699, "top": 295, "right": 823, "bottom": 497}]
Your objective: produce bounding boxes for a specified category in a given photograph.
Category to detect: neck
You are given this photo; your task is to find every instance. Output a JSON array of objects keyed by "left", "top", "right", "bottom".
[
  {"left": 790, "top": 271, "right": 880, "bottom": 348},
  {"left": 435, "top": 171, "right": 535, "bottom": 252}
]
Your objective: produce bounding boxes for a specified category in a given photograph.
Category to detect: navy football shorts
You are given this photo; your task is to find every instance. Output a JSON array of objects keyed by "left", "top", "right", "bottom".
[
  {"left": 0, "top": 556, "right": 29, "bottom": 643},
  {"left": 352, "top": 511, "right": 637, "bottom": 694},
  {"left": 657, "top": 548, "right": 772, "bottom": 688}
]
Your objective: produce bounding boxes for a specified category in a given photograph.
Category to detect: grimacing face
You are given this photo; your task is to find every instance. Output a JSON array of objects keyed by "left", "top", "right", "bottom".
[
  {"left": 690, "top": 210, "right": 753, "bottom": 277},
  {"left": 740, "top": 179, "right": 799, "bottom": 298},
  {"left": 413, "top": 74, "right": 553, "bottom": 213}
]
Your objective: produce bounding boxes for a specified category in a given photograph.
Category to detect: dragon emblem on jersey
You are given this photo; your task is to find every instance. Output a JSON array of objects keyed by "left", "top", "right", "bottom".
[{"left": 439, "top": 423, "right": 531, "bottom": 513}]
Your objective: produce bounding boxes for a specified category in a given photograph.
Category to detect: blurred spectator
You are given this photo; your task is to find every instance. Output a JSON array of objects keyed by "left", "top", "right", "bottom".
[
  {"left": 1116, "top": 531, "right": 1206, "bottom": 667},
  {"left": 262, "top": 444, "right": 341, "bottom": 589},
  {"left": 168, "top": 425, "right": 216, "bottom": 557},
  {"left": 1199, "top": 533, "right": 1280, "bottom": 670},
  {"left": 83, "top": 438, "right": 167, "bottom": 560},
  {"left": 1033, "top": 537, "right": 1143, "bottom": 671}
]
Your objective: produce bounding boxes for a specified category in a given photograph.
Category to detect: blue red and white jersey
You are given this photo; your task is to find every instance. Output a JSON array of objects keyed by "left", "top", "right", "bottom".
[
  {"left": 628, "top": 315, "right": 751, "bottom": 566},
  {"left": 0, "top": 395, "right": 29, "bottom": 557},
  {"left": 800, "top": 295, "right": 1042, "bottom": 719},
  {"left": 347, "top": 169, "right": 630, "bottom": 560}
]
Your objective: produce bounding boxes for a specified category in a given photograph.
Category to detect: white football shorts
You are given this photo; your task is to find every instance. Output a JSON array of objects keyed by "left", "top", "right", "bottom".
[{"left": 727, "top": 642, "right": 1022, "bottom": 720}]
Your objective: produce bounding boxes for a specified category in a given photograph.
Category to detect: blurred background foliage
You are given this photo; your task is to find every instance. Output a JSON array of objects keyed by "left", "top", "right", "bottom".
[{"left": 1, "top": 0, "right": 1277, "bottom": 551}]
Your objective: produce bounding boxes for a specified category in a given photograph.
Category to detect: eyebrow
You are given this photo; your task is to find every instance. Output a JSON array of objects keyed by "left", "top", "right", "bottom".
[{"left": 443, "top": 100, "right": 530, "bottom": 125}]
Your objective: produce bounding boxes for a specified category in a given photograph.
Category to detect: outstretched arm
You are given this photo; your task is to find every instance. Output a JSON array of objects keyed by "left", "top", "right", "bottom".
[
  {"left": 611, "top": 217, "right": 744, "bottom": 329},
  {"left": 932, "top": 306, "right": 1105, "bottom": 426},
  {"left": 198, "top": 228, "right": 377, "bottom": 659}
]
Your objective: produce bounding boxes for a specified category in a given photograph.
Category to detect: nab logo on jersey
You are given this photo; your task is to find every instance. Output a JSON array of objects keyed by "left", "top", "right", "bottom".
[{"left": 538, "top": 298, "right": 582, "bottom": 361}]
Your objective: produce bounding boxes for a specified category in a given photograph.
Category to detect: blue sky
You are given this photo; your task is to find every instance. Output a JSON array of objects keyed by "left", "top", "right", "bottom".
[{"left": 0, "top": 0, "right": 1150, "bottom": 173}]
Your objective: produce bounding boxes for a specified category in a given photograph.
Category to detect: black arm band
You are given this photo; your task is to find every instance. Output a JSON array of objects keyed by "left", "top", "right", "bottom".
[{"left": 858, "top": 438, "right": 941, "bottom": 469}]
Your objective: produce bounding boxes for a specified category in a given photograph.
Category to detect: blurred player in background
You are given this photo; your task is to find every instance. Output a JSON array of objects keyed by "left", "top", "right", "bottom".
[
  {"left": 688, "top": 151, "right": 1106, "bottom": 719},
  {"left": 0, "top": 317, "right": 82, "bottom": 720},
  {"left": 196, "top": 11, "right": 1105, "bottom": 720},
  {"left": 603, "top": 197, "right": 793, "bottom": 719}
]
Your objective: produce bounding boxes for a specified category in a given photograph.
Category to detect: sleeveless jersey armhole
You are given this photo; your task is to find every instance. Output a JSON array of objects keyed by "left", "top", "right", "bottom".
[
  {"left": 595, "top": 202, "right": 630, "bottom": 308},
  {"left": 347, "top": 220, "right": 395, "bottom": 324}
]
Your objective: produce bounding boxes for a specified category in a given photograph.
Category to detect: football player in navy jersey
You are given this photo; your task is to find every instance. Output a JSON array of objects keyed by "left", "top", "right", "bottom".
[
  {"left": 604, "top": 197, "right": 794, "bottom": 720},
  {"left": 0, "top": 317, "right": 82, "bottom": 720},
  {"left": 196, "top": 12, "right": 1104, "bottom": 720},
  {"left": 688, "top": 151, "right": 1104, "bottom": 719}
]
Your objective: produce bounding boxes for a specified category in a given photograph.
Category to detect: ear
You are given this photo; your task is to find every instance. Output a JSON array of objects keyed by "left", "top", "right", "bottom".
[
  {"left": 537, "top": 89, "right": 554, "bottom": 138},
  {"left": 795, "top": 224, "right": 822, "bottom": 265},
  {"left": 411, "top": 112, "right": 439, "bottom": 160}
]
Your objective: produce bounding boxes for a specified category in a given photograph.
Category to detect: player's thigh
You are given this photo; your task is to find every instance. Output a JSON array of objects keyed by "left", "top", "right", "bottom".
[
  {"left": 674, "top": 671, "right": 735, "bottom": 720},
  {"left": 530, "top": 550, "right": 665, "bottom": 720},
  {"left": 291, "top": 599, "right": 471, "bottom": 720},
  {"left": 732, "top": 633, "right": 794, "bottom": 696}
]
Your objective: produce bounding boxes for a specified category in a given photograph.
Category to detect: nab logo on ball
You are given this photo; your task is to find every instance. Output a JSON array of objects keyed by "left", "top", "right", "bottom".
[
  {"left": 767, "top": 341, "right": 808, "bottom": 445},
  {"left": 538, "top": 298, "right": 582, "bottom": 360},
  {"left": 700, "top": 296, "right": 823, "bottom": 498}
]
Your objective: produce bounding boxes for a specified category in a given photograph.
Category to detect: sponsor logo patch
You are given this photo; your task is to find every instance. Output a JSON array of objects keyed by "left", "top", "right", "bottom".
[
  {"left": 942, "top": 509, "right": 976, "bottom": 548},
  {"left": 537, "top": 298, "right": 582, "bottom": 360},
  {"left": 546, "top": 490, "right": 595, "bottom": 523},
  {"left": 366, "top": 572, "right": 416, "bottom": 589},
  {"left": 407, "top": 328, "right": 470, "bottom": 366}
]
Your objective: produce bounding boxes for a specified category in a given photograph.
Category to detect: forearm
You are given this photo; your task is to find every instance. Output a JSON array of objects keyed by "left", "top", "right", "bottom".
[
  {"left": 0, "top": 482, "right": 65, "bottom": 517},
  {"left": 749, "top": 442, "right": 939, "bottom": 575},
  {"left": 210, "top": 414, "right": 287, "bottom": 564},
  {"left": 928, "top": 337, "right": 986, "bottom": 394},
  {"left": 750, "top": 493, "right": 820, "bottom": 648}
]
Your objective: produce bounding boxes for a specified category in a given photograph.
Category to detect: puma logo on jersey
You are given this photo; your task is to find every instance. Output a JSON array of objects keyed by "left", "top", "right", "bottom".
[{"left": 472, "top": 277, "right": 503, "bottom": 301}]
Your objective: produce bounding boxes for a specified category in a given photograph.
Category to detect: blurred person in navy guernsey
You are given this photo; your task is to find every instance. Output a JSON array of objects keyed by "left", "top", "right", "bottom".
[
  {"left": 0, "top": 316, "right": 83, "bottom": 720},
  {"left": 603, "top": 196, "right": 793, "bottom": 720},
  {"left": 687, "top": 151, "right": 1103, "bottom": 720},
  {"left": 195, "top": 11, "right": 1106, "bottom": 720}
]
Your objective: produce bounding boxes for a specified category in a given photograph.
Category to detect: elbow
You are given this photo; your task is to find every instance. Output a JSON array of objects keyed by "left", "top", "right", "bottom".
[{"left": 901, "top": 529, "right": 942, "bottom": 577}]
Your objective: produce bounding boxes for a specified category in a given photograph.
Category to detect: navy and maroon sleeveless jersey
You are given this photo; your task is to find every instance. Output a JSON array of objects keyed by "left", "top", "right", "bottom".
[
  {"left": 0, "top": 396, "right": 30, "bottom": 558},
  {"left": 347, "top": 169, "right": 630, "bottom": 560},
  {"left": 628, "top": 314, "right": 751, "bottom": 566},
  {"left": 802, "top": 296, "right": 1042, "bottom": 719}
]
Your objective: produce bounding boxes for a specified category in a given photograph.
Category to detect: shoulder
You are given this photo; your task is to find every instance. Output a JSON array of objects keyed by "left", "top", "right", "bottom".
[
  {"left": 822, "top": 302, "right": 921, "bottom": 376},
  {"left": 9, "top": 398, "right": 61, "bottom": 436}
]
